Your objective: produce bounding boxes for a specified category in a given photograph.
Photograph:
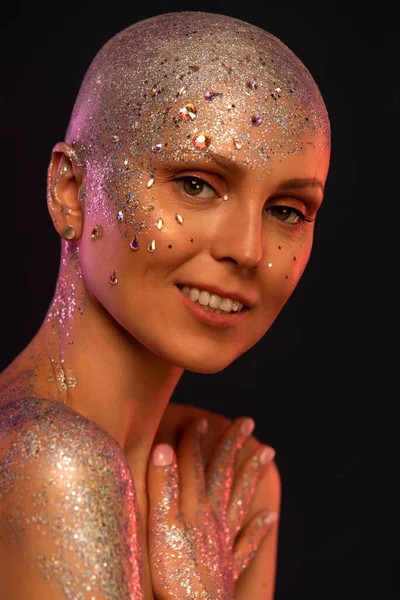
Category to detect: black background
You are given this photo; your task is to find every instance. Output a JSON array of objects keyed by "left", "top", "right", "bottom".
[{"left": 0, "top": 1, "right": 398, "bottom": 598}]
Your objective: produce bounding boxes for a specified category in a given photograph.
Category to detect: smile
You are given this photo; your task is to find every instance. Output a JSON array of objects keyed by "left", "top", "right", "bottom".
[{"left": 176, "top": 284, "right": 244, "bottom": 314}]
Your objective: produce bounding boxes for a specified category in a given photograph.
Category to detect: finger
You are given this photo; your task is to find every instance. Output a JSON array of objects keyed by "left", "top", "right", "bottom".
[
  {"left": 206, "top": 417, "right": 255, "bottom": 512},
  {"left": 147, "top": 443, "right": 180, "bottom": 523},
  {"left": 226, "top": 444, "right": 276, "bottom": 539},
  {"left": 176, "top": 417, "right": 208, "bottom": 520},
  {"left": 232, "top": 509, "right": 279, "bottom": 581}
]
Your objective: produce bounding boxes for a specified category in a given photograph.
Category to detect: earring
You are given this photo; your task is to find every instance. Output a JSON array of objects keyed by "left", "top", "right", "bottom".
[{"left": 61, "top": 225, "right": 76, "bottom": 240}]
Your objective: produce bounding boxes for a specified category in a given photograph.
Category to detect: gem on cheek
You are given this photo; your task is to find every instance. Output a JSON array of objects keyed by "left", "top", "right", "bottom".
[
  {"left": 156, "top": 218, "right": 163, "bottom": 230},
  {"left": 110, "top": 270, "right": 118, "bottom": 284},
  {"left": 175, "top": 214, "right": 184, "bottom": 225},
  {"left": 130, "top": 236, "right": 140, "bottom": 250},
  {"left": 147, "top": 240, "right": 156, "bottom": 252}
]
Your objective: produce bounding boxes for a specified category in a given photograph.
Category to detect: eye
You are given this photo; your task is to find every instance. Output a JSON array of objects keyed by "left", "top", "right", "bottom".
[
  {"left": 266, "top": 205, "right": 312, "bottom": 224},
  {"left": 177, "top": 176, "right": 217, "bottom": 199}
]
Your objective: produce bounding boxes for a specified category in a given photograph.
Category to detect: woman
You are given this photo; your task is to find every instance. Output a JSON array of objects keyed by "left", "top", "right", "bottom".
[{"left": 0, "top": 10, "right": 330, "bottom": 600}]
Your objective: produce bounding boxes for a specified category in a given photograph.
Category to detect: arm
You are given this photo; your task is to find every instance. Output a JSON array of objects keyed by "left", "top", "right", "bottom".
[{"left": 0, "top": 397, "right": 144, "bottom": 600}]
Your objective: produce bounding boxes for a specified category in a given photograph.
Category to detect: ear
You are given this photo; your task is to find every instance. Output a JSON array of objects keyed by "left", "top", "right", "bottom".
[{"left": 47, "top": 142, "right": 85, "bottom": 241}]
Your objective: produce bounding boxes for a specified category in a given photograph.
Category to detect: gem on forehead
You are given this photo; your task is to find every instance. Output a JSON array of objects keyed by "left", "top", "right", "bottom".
[
  {"left": 251, "top": 113, "right": 263, "bottom": 126},
  {"left": 151, "top": 144, "right": 163, "bottom": 153},
  {"left": 179, "top": 103, "right": 197, "bottom": 121},
  {"left": 111, "top": 135, "right": 120, "bottom": 143},
  {"left": 192, "top": 132, "right": 211, "bottom": 149},
  {"left": 178, "top": 86, "right": 187, "bottom": 96},
  {"left": 130, "top": 235, "right": 140, "bottom": 250},
  {"left": 117, "top": 210, "right": 124, "bottom": 221},
  {"left": 156, "top": 218, "right": 163, "bottom": 230},
  {"left": 246, "top": 80, "right": 258, "bottom": 90},
  {"left": 205, "top": 90, "right": 222, "bottom": 101},
  {"left": 147, "top": 177, "right": 154, "bottom": 188},
  {"left": 151, "top": 83, "right": 162, "bottom": 96}
]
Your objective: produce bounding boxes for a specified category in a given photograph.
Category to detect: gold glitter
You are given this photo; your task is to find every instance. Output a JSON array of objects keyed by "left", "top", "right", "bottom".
[{"left": 175, "top": 214, "right": 184, "bottom": 225}]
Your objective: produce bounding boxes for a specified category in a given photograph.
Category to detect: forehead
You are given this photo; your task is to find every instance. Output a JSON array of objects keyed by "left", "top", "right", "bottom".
[{"left": 76, "top": 14, "right": 329, "bottom": 173}]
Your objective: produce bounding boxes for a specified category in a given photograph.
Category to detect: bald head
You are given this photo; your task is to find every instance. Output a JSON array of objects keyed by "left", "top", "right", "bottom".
[{"left": 66, "top": 11, "right": 330, "bottom": 170}]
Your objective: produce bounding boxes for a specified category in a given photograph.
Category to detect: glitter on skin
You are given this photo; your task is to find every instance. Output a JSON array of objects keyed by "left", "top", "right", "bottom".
[
  {"left": 0, "top": 397, "right": 144, "bottom": 599},
  {"left": 0, "top": 10, "right": 330, "bottom": 596}
]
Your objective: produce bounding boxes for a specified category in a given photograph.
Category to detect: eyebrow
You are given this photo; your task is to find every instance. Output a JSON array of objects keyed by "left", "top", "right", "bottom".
[
  {"left": 173, "top": 152, "right": 325, "bottom": 195},
  {"left": 277, "top": 178, "right": 325, "bottom": 194}
]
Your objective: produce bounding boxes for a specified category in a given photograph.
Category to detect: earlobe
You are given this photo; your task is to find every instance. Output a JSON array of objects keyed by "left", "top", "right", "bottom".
[{"left": 47, "top": 142, "right": 84, "bottom": 241}]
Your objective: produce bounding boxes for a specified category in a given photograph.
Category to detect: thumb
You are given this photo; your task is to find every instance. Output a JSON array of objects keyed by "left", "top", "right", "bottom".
[{"left": 148, "top": 443, "right": 180, "bottom": 521}]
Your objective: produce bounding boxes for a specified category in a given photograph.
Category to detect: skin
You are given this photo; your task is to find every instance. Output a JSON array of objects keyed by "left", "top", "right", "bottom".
[{"left": 0, "top": 11, "right": 331, "bottom": 600}]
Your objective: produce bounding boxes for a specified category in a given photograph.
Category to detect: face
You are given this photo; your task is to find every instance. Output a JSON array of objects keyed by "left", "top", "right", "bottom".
[{"left": 70, "top": 14, "right": 330, "bottom": 373}]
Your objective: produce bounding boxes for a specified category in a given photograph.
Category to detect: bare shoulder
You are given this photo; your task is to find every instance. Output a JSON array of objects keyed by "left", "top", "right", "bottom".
[
  {"left": 0, "top": 397, "right": 142, "bottom": 599},
  {"left": 161, "top": 402, "right": 281, "bottom": 495}
]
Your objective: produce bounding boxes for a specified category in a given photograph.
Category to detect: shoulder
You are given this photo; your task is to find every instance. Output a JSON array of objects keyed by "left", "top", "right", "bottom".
[
  {"left": 0, "top": 397, "right": 142, "bottom": 598},
  {"left": 161, "top": 402, "right": 281, "bottom": 499}
]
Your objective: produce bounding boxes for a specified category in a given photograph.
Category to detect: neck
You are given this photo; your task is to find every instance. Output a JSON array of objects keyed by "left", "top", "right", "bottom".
[{"left": 34, "top": 242, "right": 184, "bottom": 477}]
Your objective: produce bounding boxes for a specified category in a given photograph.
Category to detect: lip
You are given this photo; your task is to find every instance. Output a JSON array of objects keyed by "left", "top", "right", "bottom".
[
  {"left": 175, "top": 285, "right": 250, "bottom": 329},
  {"left": 175, "top": 282, "right": 256, "bottom": 308}
]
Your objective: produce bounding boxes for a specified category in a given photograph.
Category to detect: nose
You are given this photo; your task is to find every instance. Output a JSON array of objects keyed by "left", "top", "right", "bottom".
[{"left": 210, "top": 202, "right": 263, "bottom": 270}]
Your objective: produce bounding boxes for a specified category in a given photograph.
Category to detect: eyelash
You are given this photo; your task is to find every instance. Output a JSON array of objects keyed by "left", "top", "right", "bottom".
[{"left": 175, "top": 175, "right": 314, "bottom": 224}]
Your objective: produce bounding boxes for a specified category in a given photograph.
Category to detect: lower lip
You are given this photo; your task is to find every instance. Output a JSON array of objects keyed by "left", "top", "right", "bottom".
[{"left": 175, "top": 285, "right": 249, "bottom": 329}]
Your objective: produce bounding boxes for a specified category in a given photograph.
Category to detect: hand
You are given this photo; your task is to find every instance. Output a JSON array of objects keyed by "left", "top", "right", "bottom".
[{"left": 147, "top": 416, "right": 277, "bottom": 599}]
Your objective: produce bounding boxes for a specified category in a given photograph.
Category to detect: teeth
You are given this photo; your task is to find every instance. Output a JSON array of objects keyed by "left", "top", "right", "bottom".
[{"left": 180, "top": 285, "right": 244, "bottom": 313}]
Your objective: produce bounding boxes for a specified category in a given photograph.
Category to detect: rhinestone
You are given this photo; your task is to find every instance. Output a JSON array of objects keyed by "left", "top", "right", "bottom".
[
  {"left": 251, "top": 113, "right": 263, "bottom": 126},
  {"left": 147, "top": 240, "right": 156, "bottom": 252},
  {"left": 192, "top": 132, "right": 211, "bottom": 149},
  {"left": 110, "top": 270, "right": 118, "bottom": 285},
  {"left": 90, "top": 225, "right": 103, "bottom": 240},
  {"left": 147, "top": 177, "right": 154, "bottom": 188},
  {"left": 117, "top": 211, "right": 124, "bottom": 221},
  {"left": 130, "top": 236, "right": 140, "bottom": 250},
  {"left": 233, "top": 138, "right": 242, "bottom": 150},
  {"left": 178, "top": 86, "right": 187, "bottom": 96},
  {"left": 111, "top": 135, "right": 120, "bottom": 143},
  {"left": 205, "top": 90, "right": 222, "bottom": 101},
  {"left": 141, "top": 203, "right": 155, "bottom": 211},
  {"left": 151, "top": 83, "right": 162, "bottom": 96},
  {"left": 179, "top": 103, "right": 197, "bottom": 121},
  {"left": 246, "top": 80, "right": 258, "bottom": 90},
  {"left": 151, "top": 144, "right": 163, "bottom": 153},
  {"left": 175, "top": 214, "right": 184, "bottom": 225},
  {"left": 156, "top": 218, "right": 163, "bottom": 230}
]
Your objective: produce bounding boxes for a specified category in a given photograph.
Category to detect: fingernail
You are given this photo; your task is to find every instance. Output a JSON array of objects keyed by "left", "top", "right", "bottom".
[
  {"left": 196, "top": 418, "right": 208, "bottom": 434},
  {"left": 240, "top": 418, "right": 255, "bottom": 437},
  {"left": 152, "top": 443, "right": 173, "bottom": 466},
  {"left": 259, "top": 446, "right": 276, "bottom": 465},
  {"left": 263, "top": 510, "right": 279, "bottom": 526}
]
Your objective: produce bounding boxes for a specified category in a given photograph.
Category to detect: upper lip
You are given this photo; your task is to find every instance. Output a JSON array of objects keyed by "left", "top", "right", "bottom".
[{"left": 176, "top": 282, "right": 257, "bottom": 308}]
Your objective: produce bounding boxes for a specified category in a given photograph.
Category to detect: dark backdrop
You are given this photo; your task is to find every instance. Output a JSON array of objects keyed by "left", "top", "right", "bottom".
[{"left": 0, "top": 2, "right": 398, "bottom": 599}]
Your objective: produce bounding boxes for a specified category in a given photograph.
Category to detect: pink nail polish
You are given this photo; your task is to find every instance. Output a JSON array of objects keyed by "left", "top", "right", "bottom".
[
  {"left": 240, "top": 418, "right": 255, "bottom": 437},
  {"left": 259, "top": 446, "right": 276, "bottom": 465},
  {"left": 152, "top": 444, "right": 173, "bottom": 466},
  {"left": 196, "top": 418, "right": 208, "bottom": 434}
]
